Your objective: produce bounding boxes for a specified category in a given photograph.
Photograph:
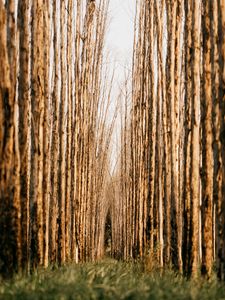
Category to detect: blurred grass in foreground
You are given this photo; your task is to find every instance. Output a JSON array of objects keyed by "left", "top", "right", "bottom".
[{"left": 0, "top": 259, "right": 225, "bottom": 300}]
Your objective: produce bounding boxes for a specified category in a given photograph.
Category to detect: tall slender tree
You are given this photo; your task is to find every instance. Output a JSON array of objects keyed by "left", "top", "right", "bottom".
[
  {"left": 18, "top": 0, "right": 31, "bottom": 272},
  {"left": 0, "top": 0, "right": 22, "bottom": 276},
  {"left": 30, "top": 0, "right": 45, "bottom": 268},
  {"left": 201, "top": 0, "right": 214, "bottom": 277}
]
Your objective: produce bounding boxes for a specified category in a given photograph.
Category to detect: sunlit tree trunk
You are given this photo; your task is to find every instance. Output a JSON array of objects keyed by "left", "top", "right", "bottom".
[
  {"left": 148, "top": 0, "right": 156, "bottom": 258},
  {"left": 72, "top": 0, "right": 81, "bottom": 263},
  {"left": 174, "top": 0, "right": 183, "bottom": 272},
  {"left": 155, "top": 0, "right": 165, "bottom": 268},
  {"left": 190, "top": 0, "right": 201, "bottom": 277},
  {"left": 201, "top": 0, "right": 214, "bottom": 278},
  {"left": 58, "top": 0, "right": 67, "bottom": 265},
  {"left": 49, "top": 0, "right": 60, "bottom": 264},
  {"left": 30, "top": 0, "right": 44, "bottom": 268},
  {"left": 65, "top": 0, "right": 73, "bottom": 263},
  {"left": 0, "top": 0, "right": 22, "bottom": 276},
  {"left": 43, "top": 0, "right": 52, "bottom": 268}
]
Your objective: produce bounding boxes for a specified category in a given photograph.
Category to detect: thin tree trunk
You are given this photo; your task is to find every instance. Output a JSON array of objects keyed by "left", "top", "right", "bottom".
[
  {"left": 43, "top": 0, "right": 51, "bottom": 268},
  {"left": 190, "top": 0, "right": 201, "bottom": 277},
  {"left": 65, "top": 0, "right": 73, "bottom": 263},
  {"left": 201, "top": 0, "right": 214, "bottom": 278},
  {"left": 58, "top": 0, "right": 67, "bottom": 265},
  {"left": 218, "top": 0, "right": 225, "bottom": 280},
  {"left": 49, "top": 0, "right": 60, "bottom": 264},
  {"left": 18, "top": 0, "right": 31, "bottom": 272},
  {"left": 182, "top": 0, "right": 192, "bottom": 276},
  {"left": 30, "top": 0, "right": 44, "bottom": 268},
  {"left": 0, "top": 0, "right": 22, "bottom": 276}
]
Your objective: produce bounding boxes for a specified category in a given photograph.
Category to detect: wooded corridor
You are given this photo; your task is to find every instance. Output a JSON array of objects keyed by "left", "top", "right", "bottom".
[{"left": 0, "top": 0, "right": 225, "bottom": 282}]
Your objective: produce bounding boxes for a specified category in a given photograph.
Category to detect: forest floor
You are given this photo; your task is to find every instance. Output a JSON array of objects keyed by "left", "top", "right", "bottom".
[{"left": 0, "top": 259, "right": 225, "bottom": 300}]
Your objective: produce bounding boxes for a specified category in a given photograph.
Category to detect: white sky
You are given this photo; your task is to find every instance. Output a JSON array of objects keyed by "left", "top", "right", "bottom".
[
  {"left": 105, "top": 0, "right": 136, "bottom": 173},
  {"left": 106, "top": 0, "right": 135, "bottom": 83}
]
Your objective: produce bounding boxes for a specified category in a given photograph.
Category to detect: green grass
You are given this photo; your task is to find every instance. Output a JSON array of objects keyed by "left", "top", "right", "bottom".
[{"left": 0, "top": 259, "right": 225, "bottom": 300}]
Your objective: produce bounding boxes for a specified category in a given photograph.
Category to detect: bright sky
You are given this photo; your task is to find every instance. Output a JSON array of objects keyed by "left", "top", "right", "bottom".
[
  {"left": 106, "top": 0, "right": 135, "bottom": 83},
  {"left": 105, "top": 0, "right": 136, "bottom": 173}
]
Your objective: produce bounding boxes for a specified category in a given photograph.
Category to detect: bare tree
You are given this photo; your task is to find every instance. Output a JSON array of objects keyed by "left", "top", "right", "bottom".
[
  {"left": 18, "top": 0, "right": 31, "bottom": 272},
  {"left": 201, "top": 0, "right": 214, "bottom": 277},
  {"left": 0, "top": 0, "right": 22, "bottom": 276}
]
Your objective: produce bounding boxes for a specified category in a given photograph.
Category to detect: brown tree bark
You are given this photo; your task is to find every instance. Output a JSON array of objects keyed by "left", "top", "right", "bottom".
[
  {"left": 42, "top": 0, "right": 52, "bottom": 268},
  {"left": 218, "top": 0, "right": 225, "bottom": 280},
  {"left": 0, "top": 0, "right": 22, "bottom": 276},
  {"left": 182, "top": 0, "right": 192, "bottom": 276},
  {"left": 18, "top": 0, "right": 31, "bottom": 272},
  {"left": 65, "top": 0, "right": 73, "bottom": 263},
  {"left": 58, "top": 0, "right": 67, "bottom": 265},
  {"left": 190, "top": 0, "right": 201, "bottom": 277},
  {"left": 201, "top": 0, "right": 214, "bottom": 277},
  {"left": 49, "top": 0, "right": 60, "bottom": 265},
  {"left": 30, "top": 0, "right": 44, "bottom": 268}
]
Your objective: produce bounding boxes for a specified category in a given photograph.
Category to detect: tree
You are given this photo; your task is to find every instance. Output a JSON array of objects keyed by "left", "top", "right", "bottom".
[
  {"left": 201, "top": 0, "right": 214, "bottom": 277},
  {"left": 30, "top": 0, "right": 45, "bottom": 268},
  {"left": 18, "top": 0, "right": 31, "bottom": 272},
  {"left": 0, "top": 0, "right": 21, "bottom": 276}
]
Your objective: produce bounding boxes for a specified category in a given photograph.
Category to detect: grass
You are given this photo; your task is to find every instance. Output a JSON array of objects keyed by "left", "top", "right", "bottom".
[{"left": 0, "top": 259, "right": 225, "bottom": 300}]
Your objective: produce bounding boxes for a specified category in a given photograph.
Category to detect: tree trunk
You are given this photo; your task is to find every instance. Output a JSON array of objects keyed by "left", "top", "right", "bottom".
[
  {"left": 201, "top": 0, "right": 214, "bottom": 278},
  {"left": 49, "top": 0, "right": 60, "bottom": 265},
  {"left": 18, "top": 0, "right": 31, "bottom": 272},
  {"left": 190, "top": 0, "right": 201, "bottom": 277},
  {"left": 0, "top": 0, "right": 22, "bottom": 276},
  {"left": 30, "top": 0, "right": 44, "bottom": 268},
  {"left": 58, "top": 0, "right": 67, "bottom": 265},
  {"left": 218, "top": 0, "right": 225, "bottom": 280}
]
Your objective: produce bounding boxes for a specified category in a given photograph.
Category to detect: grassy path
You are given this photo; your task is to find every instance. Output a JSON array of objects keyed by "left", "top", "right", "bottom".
[{"left": 0, "top": 259, "right": 225, "bottom": 299}]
